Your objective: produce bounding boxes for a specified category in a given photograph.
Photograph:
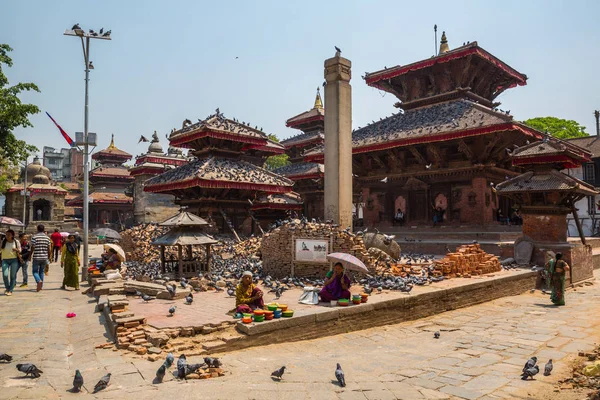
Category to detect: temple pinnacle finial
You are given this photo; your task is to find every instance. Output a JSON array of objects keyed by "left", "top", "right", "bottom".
[
  {"left": 439, "top": 31, "right": 450, "bottom": 54},
  {"left": 108, "top": 134, "right": 116, "bottom": 149},
  {"left": 314, "top": 87, "right": 324, "bottom": 110}
]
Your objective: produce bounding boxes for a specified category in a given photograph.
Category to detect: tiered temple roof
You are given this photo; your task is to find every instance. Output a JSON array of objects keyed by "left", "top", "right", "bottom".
[
  {"left": 130, "top": 131, "right": 188, "bottom": 177},
  {"left": 144, "top": 109, "right": 294, "bottom": 201}
]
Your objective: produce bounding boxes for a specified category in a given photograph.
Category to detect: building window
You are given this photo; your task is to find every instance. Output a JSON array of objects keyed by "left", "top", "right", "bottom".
[
  {"left": 584, "top": 163, "right": 595, "bottom": 182},
  {"left": 589, "top": 196, "right": 598, "bottom": 215}
]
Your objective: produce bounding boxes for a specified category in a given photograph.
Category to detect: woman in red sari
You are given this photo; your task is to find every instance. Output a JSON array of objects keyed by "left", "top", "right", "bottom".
[{"left": 235, "top": 271, "right": 264, "bottom": 314}]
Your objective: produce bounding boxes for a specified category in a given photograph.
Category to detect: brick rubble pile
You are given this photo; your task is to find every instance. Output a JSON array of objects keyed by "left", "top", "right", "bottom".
[{"left": 433, "top": 244, "right": 501, "bottom": 278}]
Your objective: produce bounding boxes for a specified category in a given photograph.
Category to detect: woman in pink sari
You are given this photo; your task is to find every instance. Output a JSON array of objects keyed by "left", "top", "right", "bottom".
[{"left": 319, "top": 263, "right": 351, "bottom": 302}]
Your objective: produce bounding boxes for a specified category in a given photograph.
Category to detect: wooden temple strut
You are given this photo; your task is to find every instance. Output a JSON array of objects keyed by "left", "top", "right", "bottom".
[
  {"left": 570, "top": 201, "right": 586, "bottom": 246},
  {"left": 219, "top": 208, "right": 241, "bottom": 242}
]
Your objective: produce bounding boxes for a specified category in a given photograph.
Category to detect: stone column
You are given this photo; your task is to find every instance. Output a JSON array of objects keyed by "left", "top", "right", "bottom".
[{"left": 324, "top": 51, "right": 352, "bottom": 228}]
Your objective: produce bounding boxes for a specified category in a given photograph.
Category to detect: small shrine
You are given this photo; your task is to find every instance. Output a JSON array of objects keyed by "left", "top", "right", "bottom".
[
  {"left": 130, "top": 131, "right": 188, "bottom": 224},
  {"left": 68, "top": 135, "right": 134, "bottom": 230},
  {"left": 5, "top": 157, "right": 67, "bottom": 226},
  {"left": 151, "top": 210, "right": 217, "bottom": 278},
  {"left": 144, "top": 109, "right": 296, "bottom": 237},
  {"left": 274, "top": 88, "right": 325, "bottom": 219},
  {"left": 496, "top": 135, "right": 597, "bottom": 284}
]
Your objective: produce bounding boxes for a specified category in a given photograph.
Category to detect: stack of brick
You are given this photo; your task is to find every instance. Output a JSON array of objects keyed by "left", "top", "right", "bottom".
[
  {"left": 261, "top": 221, "right": 372, "bottom": 278},
  {"left": 116, "top": 325, "right": 153, "bottom": 355},
  {"left": 433, "top": 244, "right": 501, "bottom": 278}
]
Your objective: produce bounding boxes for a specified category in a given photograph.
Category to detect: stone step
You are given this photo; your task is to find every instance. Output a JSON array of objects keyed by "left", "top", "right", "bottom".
[
  {"left": 123, "top": 281, "right": 169, "bottom": 296},
  {"left": 202, "top": 340, "right": 227, "bottom": 352},
  {"left": 115, "top": 315, "right": 147, "bottom": 325}
]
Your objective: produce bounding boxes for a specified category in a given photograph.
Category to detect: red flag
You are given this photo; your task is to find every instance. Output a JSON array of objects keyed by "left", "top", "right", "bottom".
[{"left": 45, "top": 112, "right": 75, "bottom": 147}]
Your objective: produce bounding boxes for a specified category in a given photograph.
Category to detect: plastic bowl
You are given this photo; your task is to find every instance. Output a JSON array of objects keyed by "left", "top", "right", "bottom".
[
  {"left": 278, "top": 304, "right": 288, "bottom": 312},
  {"left": 352, "top": 299, "right": 361, "bottom": 305},
  {"left": 254, "top": 315, "right": 265, "bottom": 322},
  {"left": 282, "top": 310, "right": 294, "bottom": 318},
  {"left": 338, "top": 300, "right": 350, "bottom": 307},
  {"left": 265, "top": 314, "right": 274, "bottom": 320},
  {"left": 253, "top": 309, "right": 265, "bottom": 316},
  {"left": 267, "top": 304, "right": 279, "bottom": 311},
  {"left": 243, "top": 313, "right": 252, "bottom": 318},
  {"left": 242, "top": 317, "right": 252, "bottom": 324}
]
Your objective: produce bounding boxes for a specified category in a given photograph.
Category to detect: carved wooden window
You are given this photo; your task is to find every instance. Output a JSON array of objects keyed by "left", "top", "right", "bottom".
[{"left": 584, "top": 163, "right": 595, "bottom": 182}]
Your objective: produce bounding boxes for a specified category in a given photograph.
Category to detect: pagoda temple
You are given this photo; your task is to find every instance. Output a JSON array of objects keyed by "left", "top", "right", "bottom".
[
  {"left": 68, "top": 135, "right": 134, "bottom": 230},
  {"left": 274, "top": 88, "right": 325, "bottom": 219},
  {"left": 496, "top": 135, "right": 597, "bottom": 283},
  {"left": 130, "top": 131, "right": 188, "bottom": 224},
  {"left": 144, "top": 109, "right": 295, "bottom": 236},
  {"left": 5, "top": 157, "right": 67, "bottom": 227},
  {"left": 306, "top": 33, "right": 545, "bottom": 226}
]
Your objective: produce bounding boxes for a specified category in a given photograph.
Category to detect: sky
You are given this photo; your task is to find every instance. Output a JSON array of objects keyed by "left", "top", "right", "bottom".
[{"left": 2, "top": 0, "right": 600, "bottom": 161}]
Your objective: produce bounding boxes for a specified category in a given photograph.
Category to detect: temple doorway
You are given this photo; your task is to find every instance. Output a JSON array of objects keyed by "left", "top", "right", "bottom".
[
  {"left": 408, "top": 191, "right": 427, "bottom": 222},
  {"left": 32, "top": 199, "right": 51, "bottom": 221}
]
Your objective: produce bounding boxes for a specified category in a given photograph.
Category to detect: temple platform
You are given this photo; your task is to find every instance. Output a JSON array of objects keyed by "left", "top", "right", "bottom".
[
  {"left": 378, "top": 225, "right": 522, "bottom": 256},
  {"left": 121, "top": 268, "right": 537, "bottom": 355}
]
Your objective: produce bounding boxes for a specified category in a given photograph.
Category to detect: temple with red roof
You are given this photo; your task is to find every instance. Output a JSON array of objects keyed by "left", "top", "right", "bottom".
[
  {"left": 274, "top": 88, "right": 325, "bottom": 219},
  {"left": 305, "top": 32, "right": 546, "bottom": 226},
  {"left": 130, "top": 131, "right": 188, "bottom": 224},
  {"left": 68, "top": 135, "right": 134, "bottom": 229},
  {"left": 144, "top": 109, "right": 296, "bottom": 236}
]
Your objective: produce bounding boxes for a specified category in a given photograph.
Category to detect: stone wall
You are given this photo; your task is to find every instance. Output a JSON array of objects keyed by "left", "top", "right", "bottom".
[
  {"left": 522, "top": 213, "right": 568, "bottom": 243},
  {"left": 567, "top": 244, "right": 594, "bottom": 284},
  {"left": 261, "top": 222, "right": 372, "bottom": 278},
  {"left": 133, "top": 175, "right": 179, "bottom": 224}
]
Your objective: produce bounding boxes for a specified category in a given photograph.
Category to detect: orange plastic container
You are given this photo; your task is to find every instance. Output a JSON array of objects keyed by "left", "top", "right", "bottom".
[
  {"left": 253, "top": 309, "right": 265, "bottom": 316},
  {"left": 278, "top": 304, "right": 288, "bottom": 312}
]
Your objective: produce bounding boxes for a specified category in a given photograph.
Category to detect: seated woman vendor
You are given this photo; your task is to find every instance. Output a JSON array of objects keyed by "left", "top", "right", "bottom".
[
  {"left": 319, "top": 263, "right": 351, "bottom": 302},
  {"left": 235, "top": 271, "right": 264, "bottom": 313}
]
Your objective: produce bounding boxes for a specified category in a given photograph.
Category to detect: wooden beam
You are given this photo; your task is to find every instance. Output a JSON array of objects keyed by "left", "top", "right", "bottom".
[
  {"left": 386, "top": 151, "right": 399, "bottom": 172},
  {"left": 408, "top": 146, "right": 427, "bottom": 165},
  {"left": 478, "top": 135, "right": 502, "bottom": 163},
  {"left": 426, "top": 144, "right": 445, "bottom": 167},
  {"left": 371, "top": 154, "right": 386, "bottom": 169},
  {"left": 457, "top": 139, "right": 476, "bottom": 162}
]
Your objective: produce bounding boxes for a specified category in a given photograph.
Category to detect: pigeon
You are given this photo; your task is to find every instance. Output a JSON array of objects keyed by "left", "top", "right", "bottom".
[
  {"left": 334, "top": 46, "right": 341, "bottom": 53},
  {"left": 16, "top": 363, "right": 43, "bottom": 378},
  {"left": 169, "top": 306, "right": 177, "bottom": 316},
  {"left": 425, "top": 164, "right": 432, "bottom": 169},
  {"left": 167, "top": 284, "right": 176, "bottom": 297},
  {"left": 544, "top": 359, "right": 553, "bottom": 376},
  {"left": 271, "top": 366, "right": 286, "bottom": 380},
  {"left": 0, "top": 353, "right": 12, "bottom": 362},
  {"left": 227, "top": 288, "right": 235, "bottom": 297},
  {"left": 204, "top": 357, "right": 222, "bottom": 368},
  {"left": 434, "top": 331, "right": 440, "bottom": 339},
  {"left": 185, "top": 363, "right": 204, "bottom": 376},
  {"left": 165, "top": 353, "right": 175, "bottom": 368},
  {"left": 93, "top": 373, "right": 111, "bottom": 393},
  {"left": 380, "top": 177, "right": 388, "bottom": 183},
  {"left": 138, "top": 135, "right": 149, "bottom": 143},
  {"left": 72, "top": 369, "right": 84, "bottom": 392},
  {"left": 72, "top": 24, "right": 81, "bottom": 30},
  {"left": 142, "top": 294, "right": 153, "bottom": 302},
  {"left": 522, "top": 356, "right": 537, "bottom": 372},
  {"left": 177, "top": 354, "right": 187, "bottom": 379},
  {"left": 521, "top": 365, "right": 539, "bottom": 380},
  {"left": 185, "top": 295, "right": 193, "bottom": 305},
  {"left": 102, "top": 30, "right": 111, "bottom": 37},
  {"left": 156, "top": 364, "right": 166, "bottom": 382},
  {"left": 335, "top": 363, "right": 346, "bottom": 387},
  {"left": 99, "top": 28, "right": 104, "bottom": 35}
]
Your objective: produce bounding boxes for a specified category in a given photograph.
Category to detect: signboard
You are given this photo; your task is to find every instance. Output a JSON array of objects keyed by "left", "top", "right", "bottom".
[{"left": 295, "top": 239, "right": 328, "bottom": 263}]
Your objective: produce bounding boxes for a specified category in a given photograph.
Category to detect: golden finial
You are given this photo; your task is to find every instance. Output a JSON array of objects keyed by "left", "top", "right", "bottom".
[
  {"left": 314, "top": 87, "right": 323, "bottom": 110},
  {"left": 439, "top": 31, "right": 450, "bottom": 54},
  {"left": 108, "top": 133, "right": 116, "bottom": 149}
]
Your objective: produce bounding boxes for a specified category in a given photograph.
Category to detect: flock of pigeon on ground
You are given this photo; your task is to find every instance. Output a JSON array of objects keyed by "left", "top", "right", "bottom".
[{"left": 0, "top": 334, "right": 554, "bottom": 392}]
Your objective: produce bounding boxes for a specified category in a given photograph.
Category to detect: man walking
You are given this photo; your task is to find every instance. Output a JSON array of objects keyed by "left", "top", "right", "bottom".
[
  {"left": 50, "top": 229, "right": 62, "bottom": 262},
  {"left": 30, "top": 224, "right": 51, "bottom": 292}
]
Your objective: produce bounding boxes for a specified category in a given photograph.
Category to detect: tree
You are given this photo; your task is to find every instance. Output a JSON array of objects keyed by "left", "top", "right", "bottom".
[
  {"left": 264, "top": 134, "right": 290, "bottom": 171},
  {"left": 523, "top": 117, "right": 588, "bottom": 139},
  {"left": 0, "top": 44, "right": 40, "bottom": 191}
]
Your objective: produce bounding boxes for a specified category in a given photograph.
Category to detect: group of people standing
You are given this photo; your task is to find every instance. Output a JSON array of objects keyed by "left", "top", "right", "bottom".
[{"left": 0, "top": 225, "right": 81, "bottom": 296}]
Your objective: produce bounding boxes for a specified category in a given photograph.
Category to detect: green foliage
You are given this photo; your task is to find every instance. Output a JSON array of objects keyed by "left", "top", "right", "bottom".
[
  {"left": 264, "top": 134, "right": 290, "bottom": 171},
  {"left": 523, "top": 117, "right": 588, "bottom": 139},
  {"left": 0, "top": 44, "right": 40, "bottom": 192}
]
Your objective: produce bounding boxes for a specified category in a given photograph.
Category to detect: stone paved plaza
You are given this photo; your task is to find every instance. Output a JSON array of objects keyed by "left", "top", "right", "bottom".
[{"left": 0, "top": 247, "right": 599, "bottom": 399}]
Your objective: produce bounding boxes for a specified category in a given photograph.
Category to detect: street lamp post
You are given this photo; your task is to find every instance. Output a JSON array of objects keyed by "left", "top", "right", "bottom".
[
  {"left": 64, "top": 26, "right": 111, "bottom": 281},
  {"left": 22, "top": 156, "right": 29, "bottom": 232}
]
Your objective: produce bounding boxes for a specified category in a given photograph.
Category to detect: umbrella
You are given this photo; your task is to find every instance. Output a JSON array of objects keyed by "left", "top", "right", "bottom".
[
  {"left": 0, "top": 216, "right": 24, "bottom": 227},
  {"left": 91, "top": 228, "right": 121, "bottom": 240},
  {"left": 104, "top": 243, "right": 126, "bottom": 262},
  {"left": 60, "top": 232, "right": 70, "bottom": 237},
  {"left": 326, "top": 252, "right": 368, "bottom": 273}
]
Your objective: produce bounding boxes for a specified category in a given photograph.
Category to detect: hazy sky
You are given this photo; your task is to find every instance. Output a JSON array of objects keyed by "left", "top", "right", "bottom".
[{"left": 3, "top": 0, "right": 599, "bottom": 161}]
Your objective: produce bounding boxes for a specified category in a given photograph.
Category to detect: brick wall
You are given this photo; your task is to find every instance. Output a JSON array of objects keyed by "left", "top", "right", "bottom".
[
  {"left": 133, "top": 174, "right": 179, "bottom": 224},
  {"left": 261, "top": 222, "right": 371, "bottom": 278},
  {"left": 522, "top": 213, "right": 567, "bottom": 243}
]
